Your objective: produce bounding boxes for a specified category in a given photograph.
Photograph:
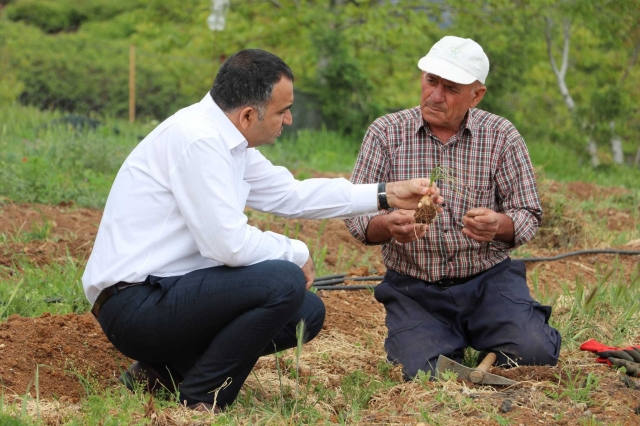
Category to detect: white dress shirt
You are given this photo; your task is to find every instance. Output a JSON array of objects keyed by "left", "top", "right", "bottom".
[{"left": 82, "top": 94, "right": 378, "bottom": 304}]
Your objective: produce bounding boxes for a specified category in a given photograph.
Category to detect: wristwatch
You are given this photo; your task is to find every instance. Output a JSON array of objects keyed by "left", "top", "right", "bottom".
[{"left": 377, "top": 182, "right": 390, "bottom": 210}]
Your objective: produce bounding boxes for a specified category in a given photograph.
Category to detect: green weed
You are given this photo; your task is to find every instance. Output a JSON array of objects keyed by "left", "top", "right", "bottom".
[
  {"left": 0, "top": 104, "right": 151, "bottom": 208},
  {"left": 462, "top": 347, "right": 481, "bottom": 368},
  {"left": 24, "top": 220, "right": 55, "bottom": 242},
  {"left": 552, "top": 262, "right": 640, "bottom": 349},
  {"left": 0, "top": 257, "right": 89, "bottom": 318},
  {"left": 544, "top": 370, "right": 600, "bottom": 405},
  {"left": 339, "top": 370, "right": 381, "bottom": 422}
]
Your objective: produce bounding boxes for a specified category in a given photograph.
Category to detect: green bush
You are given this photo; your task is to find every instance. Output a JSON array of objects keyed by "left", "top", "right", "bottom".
[
  {"left": 0, "top": 18, "right": 23, "bottom": 106},
  {"left": 5, "top": 0, "right": 135, "bottom": 33},
  {"left": 310, "top": 30, "right": 384, "bottom": 136},
  {"left": 6, "top": 0, "right": 85, "bottom": 33},
  {"left": 0, "top": 104, "right": 151, "bottom": 207},
  {"left": 3, "top": 22, "right": 200, "bottom": 120},
  {"left": 0, "top": 73, "right": 23, "bottom": 106}
]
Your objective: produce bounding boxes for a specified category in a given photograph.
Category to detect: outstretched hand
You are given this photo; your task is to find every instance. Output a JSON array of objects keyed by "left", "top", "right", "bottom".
[{"left": 386, "top": 179, "right": 443, "bottom": 211}]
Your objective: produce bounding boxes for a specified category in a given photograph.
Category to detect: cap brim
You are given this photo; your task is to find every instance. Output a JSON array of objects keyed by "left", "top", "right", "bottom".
[{"left": 418, "top": 56, "right": 478, "bottom": 85}]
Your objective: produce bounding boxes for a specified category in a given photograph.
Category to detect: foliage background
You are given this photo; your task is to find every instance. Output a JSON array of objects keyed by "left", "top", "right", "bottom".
[{"left": 1, "top": 0, "right": 639, "bottom": 191}]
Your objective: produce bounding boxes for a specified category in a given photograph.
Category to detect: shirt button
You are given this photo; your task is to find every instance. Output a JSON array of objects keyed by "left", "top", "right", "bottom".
[
  {"left": 444, "top": 229, "right": 448, "bottom": 233},
  {"left": 448, "top": 257, "right": 453, "bottom": 262}
]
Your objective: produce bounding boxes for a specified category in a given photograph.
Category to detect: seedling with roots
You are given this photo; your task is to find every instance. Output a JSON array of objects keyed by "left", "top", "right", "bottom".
[{"left": 415, "top": 166, "right": 464, "bottom": 225}]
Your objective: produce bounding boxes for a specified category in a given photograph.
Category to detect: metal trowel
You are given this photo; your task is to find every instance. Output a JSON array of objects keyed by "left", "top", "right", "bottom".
[{"left": 435, "top": 352, "right": 517, "bottom": 386}]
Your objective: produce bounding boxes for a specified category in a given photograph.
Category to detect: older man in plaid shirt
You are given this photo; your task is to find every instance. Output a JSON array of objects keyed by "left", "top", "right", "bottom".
[{"left": 345, "top": 36, "right": 561, "bottom": 379}]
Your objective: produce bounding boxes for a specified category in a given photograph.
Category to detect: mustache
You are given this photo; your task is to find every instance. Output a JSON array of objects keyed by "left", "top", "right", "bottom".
[{"left": 424, "top": 102, "right": 446, "bottom": 112}]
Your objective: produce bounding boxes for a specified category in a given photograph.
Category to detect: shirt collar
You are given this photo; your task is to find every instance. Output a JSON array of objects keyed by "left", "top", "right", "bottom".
[
  {"left": 199, "top": 93, "right": 248, "bottom": 150},
  {"left": 462, "top": 108, "right": 476, "bottom": 135},
  {"left": 410, "top": 107, "right": 425, "bottom": 135}
]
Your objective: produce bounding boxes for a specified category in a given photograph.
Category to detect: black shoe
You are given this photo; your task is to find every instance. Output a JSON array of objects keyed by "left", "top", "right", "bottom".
[{"left": 119, "top": 361, "right": 178, "bottom": 393}]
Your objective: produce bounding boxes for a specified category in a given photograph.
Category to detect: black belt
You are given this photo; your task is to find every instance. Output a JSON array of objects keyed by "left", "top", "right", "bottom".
[
  {"left": 430, "top": 271, "right": 483, "bottom": 288},
  {"left": 91, "top": 281, "right": 145, "bottom": 319}
]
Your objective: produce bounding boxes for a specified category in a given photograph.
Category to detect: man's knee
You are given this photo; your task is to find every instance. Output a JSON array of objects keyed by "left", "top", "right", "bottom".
[
  {"left": 384, "top": 329, "right": 443, "bottom": 381},
  {"left": 302, "top": 293, "right": 326, "bottom": 343},
  {"left": 262, "top": 260, "right": 307, "bottom": 304},
  {"left": 496, "top": 327, "right": 562, "bottom": 367}
]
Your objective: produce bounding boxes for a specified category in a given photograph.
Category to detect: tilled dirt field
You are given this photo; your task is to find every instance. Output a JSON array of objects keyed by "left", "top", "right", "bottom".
[{"left": 0, "top": 180, "right": 639, "bottom": 424}]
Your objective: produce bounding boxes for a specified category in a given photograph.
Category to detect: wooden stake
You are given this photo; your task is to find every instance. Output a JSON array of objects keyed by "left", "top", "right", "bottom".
[{"left": 129, "top": 45, "right": 136, "bottom": 123}]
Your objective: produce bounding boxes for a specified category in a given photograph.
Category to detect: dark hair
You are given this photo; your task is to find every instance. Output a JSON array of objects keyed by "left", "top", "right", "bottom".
[{"left": 210, "top": 49, "right": 294, "bottom": 120}]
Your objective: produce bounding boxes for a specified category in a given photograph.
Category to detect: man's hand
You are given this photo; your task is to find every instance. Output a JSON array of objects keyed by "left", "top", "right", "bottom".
[
  {"left": 461, "top": 208, "right": 514, "bottom": 243},
  {"left": 596, "top": 348, "right": 640, "bottom": 377},
  {"left": 385, "top": 210, "right": 427, "bottom": 244},
  {"left": 386, "top": 179, "right": 443, "bottom": 210},
  {"left": 301, "top": 256, "right": 316, "bottom": 290},
  {"left": 365, "top": 210, "right": 429, "bottom": 244}
]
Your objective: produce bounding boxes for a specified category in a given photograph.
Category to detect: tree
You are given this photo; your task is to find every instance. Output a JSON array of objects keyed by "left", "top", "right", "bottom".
[
  {"left": 446, "top": 0, "right": 640, "bottom": 168},
  {"left": 543, "top": 1, "right": 640, "bottom": 167}
]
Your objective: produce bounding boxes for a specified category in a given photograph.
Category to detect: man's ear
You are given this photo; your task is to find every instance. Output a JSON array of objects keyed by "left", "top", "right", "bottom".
[
  {"left": 470, "top": 85, "right": 487, "bottom": 108},
  {"left": 237, "top": 106, "right": 257, "bottom": 130}
]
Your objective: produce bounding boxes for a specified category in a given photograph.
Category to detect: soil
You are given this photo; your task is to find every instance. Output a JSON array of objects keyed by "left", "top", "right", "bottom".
[
  {"left": 414, "top": 194, "right": 438, "bottom": 225},
  {"left": 0, "top": 180, "right": 639, "bottom": 424}
]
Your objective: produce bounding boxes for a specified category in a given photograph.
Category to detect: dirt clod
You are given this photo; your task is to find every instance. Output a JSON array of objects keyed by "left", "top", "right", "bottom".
[
  {"left": 500, "top": 398, "right": 513, "bottom": 413},
  {"left": 415, "top": 194, "right": 438, "bottom": 224}
]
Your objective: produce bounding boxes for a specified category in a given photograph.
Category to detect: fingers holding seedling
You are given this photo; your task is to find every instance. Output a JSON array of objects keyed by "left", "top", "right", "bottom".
[
  {"left": 415, "top": 167, "right": 458, "bottom": 224},
  {"left": 385, "top": 210, "right": 426, "bottom": 243}
]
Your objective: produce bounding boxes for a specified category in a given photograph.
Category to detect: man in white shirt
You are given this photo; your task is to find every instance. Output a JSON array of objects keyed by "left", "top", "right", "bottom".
[{"left": 83, "top": 49, "right": 441, "bottom": 412}]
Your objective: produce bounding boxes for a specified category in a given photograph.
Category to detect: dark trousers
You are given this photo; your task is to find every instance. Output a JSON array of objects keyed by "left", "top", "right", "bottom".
[
  {"left": 375, "top": 258, "right": 561, "bottom": 379},
  {"left": 96, "top": 260, "right": 325, "bottom": 408}
]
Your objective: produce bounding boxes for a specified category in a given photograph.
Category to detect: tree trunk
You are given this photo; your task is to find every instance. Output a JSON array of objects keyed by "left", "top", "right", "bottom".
[
  {"left": 609, "top": 121, "right": 624, "bottom": 165},
  {"left": 587, "top": 138, "right": 599, "bottom": 168},
  {"left": 545, "top": 18, "right": 575, "bottom": 112}
]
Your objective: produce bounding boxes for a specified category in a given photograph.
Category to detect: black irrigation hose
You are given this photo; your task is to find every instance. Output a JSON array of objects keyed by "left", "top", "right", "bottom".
[
  {"left": 312, "top": 248, "right": 640, "bottom": 291},
  {"left": 27, "top": 249, "right": 640, "bottom": 301},
  {"left": 512, "top": 249, "right": 640, "bottom": 262},
  {"left": 313, "top": 276, "right": 385, "bottom": 286},
  {"left": 314, "top": 285, "right": 377, "bottom": 291}
]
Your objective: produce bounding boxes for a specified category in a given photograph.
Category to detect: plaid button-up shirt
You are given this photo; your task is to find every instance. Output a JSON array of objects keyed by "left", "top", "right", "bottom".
[{"left": 345, "top": 106, "right": 542, "bottom": 281}]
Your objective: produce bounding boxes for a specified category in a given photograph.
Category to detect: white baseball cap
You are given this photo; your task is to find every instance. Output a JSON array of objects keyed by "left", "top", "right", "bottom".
[{"left": 418, "top": 36, "right": 490, "bottom": 85}]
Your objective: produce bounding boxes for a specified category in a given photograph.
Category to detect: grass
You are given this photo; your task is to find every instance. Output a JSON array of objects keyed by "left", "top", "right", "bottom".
[
  {"left": 1, "top": 103, "right": 640, "bottom": 423},
  {"left": 0, "top": 257, "right": 89, "bottom": 320},
  {"left": 546, "top": 262, "right": 640, "bottom": 350},
  {"left": 544, "top": 369, "right": 601, "bottom": 405},
  {"left": 0, "top": 104, "right": 362, "bottom": 209},
  {"left": 257, "top": 129, "right": 362, "bottom": 178},
  {"left": 529, "top": 140, "right": 640, "bottom": 189},
  {"left": 0, "top": 104, "right": 156, "bottom": 208},
  {"left": 4, "top": 103, "right": 636, "bottom": 210},
  {"left": 1, "top": 263, "right": 639, "bottom": 424}
]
